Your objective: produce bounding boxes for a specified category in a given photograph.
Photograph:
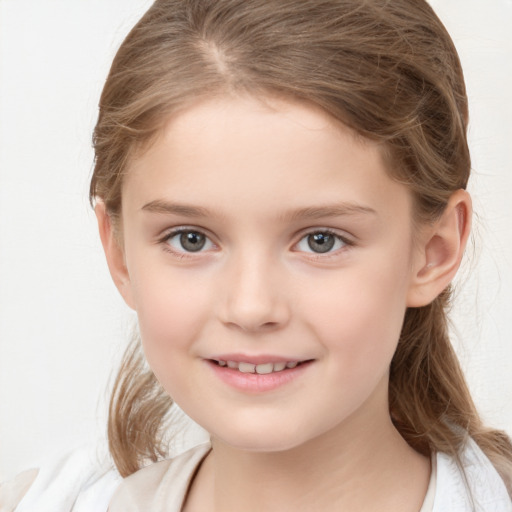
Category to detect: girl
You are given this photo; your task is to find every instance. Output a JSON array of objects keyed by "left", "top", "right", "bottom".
[{"left": 2, "top": 0, "right": 511, "bottom": 510}]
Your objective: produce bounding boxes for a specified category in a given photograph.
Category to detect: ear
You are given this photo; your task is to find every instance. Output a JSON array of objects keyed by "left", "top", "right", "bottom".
[
  {"left": 95, "top": 202, "right": 136, "bottom": 310},
  {"left": 407, "top": 189, "right": 472, "bottom": 307}
]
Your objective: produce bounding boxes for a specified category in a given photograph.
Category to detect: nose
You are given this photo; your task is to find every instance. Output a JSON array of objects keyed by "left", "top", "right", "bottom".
[{"left": 217, "top": 252, "right": 291, "bottom": 333}]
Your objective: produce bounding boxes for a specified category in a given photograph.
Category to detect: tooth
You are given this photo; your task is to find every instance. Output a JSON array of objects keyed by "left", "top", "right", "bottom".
[
  {"left": 286, "top": 361, "right": 298, "bottom": 369},
  {"left": 227, "top": 361, "right": 238, "bottom": 369},
  {"left": 218, "top": 360, "right": 227, "bottom": 367},
  {"left": 255, "top": 363, "right": 274, "bottom": 374},
  {"left": 273, "top": 362, "right": 286, "bottom": 372},
  {"left": 239, "top": 362, "right": 256, "bottom": 373}
]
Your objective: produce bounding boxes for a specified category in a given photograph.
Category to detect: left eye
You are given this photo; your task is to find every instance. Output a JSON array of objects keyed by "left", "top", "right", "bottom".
[
  {"left": 165, "top": 230, "right": 214, "bottom": 253},
  {"left": 296, "top": 231, "right": 347, "bottom": 254}
]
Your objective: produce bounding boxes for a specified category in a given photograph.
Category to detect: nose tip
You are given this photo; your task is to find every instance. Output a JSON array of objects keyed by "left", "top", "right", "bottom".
[
  {"left": 222, "top": 294, "right": 290, "bottom": 333},
  {"left": 224, "top": 302, "right": 285, "bottom": 333},
  {"left": 217, "top": 261, "right": 290, "bottom": 333}
]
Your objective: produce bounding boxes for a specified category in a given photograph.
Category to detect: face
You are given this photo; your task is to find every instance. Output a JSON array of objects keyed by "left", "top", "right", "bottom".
[{"left": 117, "top": 95, "right": 421, "bottom": 452}]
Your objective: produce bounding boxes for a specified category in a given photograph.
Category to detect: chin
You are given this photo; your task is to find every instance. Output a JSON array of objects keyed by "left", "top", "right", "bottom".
[
  {"left": 209, "top": 420, "right": 315, "bottom": 453},
  {"left": 218, "top": 435, "right": 303, "bottom": 453}
]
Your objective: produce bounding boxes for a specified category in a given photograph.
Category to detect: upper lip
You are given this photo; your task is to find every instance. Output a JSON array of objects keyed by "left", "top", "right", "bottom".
[{"left": 207, "top": 354, "right": 308, "bottom": 365}]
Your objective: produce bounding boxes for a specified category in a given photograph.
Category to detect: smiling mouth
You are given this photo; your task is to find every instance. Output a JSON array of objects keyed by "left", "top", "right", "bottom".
[{"left": 210, "top": 359, "right": 312, "bottom": 374}]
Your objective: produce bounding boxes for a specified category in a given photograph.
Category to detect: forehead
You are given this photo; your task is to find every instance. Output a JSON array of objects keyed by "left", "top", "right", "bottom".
[{"left": 123, "top": 95, "right": 411, "bottom": 222}]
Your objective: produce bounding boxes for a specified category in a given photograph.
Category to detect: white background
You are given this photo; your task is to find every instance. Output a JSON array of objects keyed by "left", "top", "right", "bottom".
[{"left": 0, "top": 0, "right": 511, "bottom": 481}]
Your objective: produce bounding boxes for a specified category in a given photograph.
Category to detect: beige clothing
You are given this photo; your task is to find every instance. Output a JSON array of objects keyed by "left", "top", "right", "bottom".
[
  {"left": 109, "top": 443, "right": 437, "bottom": 512},
  {"left": 0, "top": 469, "right": 38, "bottom": 512},
  {"left": 108, "top": 443, "right": 211, "bottom": 512}
]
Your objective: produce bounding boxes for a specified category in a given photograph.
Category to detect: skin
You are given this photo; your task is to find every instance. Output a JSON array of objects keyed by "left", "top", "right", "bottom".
[{"left": 98, "top": 95, "right": 471, "bottom": 511}]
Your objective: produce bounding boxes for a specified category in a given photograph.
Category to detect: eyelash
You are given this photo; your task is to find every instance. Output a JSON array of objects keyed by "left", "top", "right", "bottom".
[
  {"left": 158, "top": 227, "right": 354, "bottom": 259},
  {"left": 158, "top": 227, "right": 216, "bottom": 259},
  {"left": 294, "top": 229, "right": 353, "bottom": 259}
]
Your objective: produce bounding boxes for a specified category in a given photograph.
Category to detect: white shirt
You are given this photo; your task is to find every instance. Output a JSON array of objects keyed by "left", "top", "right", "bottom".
[
  {"left": 2, "top": 438, "right": 510, "bottom": 511},
  {"left": 0, "top": 447, "right": 121, "bottom": 512},
  {"left": 108, "top": 438, "right": 512, "bottom": 511}
]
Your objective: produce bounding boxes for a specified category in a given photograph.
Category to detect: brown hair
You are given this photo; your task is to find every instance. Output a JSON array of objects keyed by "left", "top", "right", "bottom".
[{"left": 91, "top": 0, "right": 512, "bottom": 491}]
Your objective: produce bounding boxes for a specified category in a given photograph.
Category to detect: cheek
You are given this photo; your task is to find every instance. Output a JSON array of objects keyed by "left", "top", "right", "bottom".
[
  {"left": 128, "top": 263, "right": 212, "bottom": 375},
  {"left": 304, "top": 256, "right": 411, "bottom": 375}
]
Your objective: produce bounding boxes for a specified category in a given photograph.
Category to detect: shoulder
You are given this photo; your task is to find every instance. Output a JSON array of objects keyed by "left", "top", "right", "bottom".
[
  {"left": 0, "top": 446, "right": 121, "bottom": 512},
  {"left": 434, "top": 437, "right": 512, "bottom": 511},
  {"left": 108, "top": 443, "right": 211, "bottom": 512}
]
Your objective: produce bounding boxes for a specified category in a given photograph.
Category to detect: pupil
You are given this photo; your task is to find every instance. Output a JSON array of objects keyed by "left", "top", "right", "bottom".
[
  {"left": 308, "top": 233, "right": 334, "bottom": 253},
  {"left": 180, "top": 231, "right": 206, "bottom": 252}
]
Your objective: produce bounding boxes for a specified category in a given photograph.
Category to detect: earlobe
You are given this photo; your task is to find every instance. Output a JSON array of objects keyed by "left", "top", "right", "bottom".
[
  {"left": 95, "top": 202, "right": 136, "bottom": 310},
  {"left": 407, "top": 189, "right": 472, "bottom": 307}
]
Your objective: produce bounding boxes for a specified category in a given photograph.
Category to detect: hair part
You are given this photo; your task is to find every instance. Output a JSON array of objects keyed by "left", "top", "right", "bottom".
[{"left": 92, "top": 0, "right": 512, "bottom": 492}]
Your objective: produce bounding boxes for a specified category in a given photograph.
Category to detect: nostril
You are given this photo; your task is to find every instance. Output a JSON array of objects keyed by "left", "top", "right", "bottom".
[{"left": 223, "top": 319, "right": 283, "bottom": 333}]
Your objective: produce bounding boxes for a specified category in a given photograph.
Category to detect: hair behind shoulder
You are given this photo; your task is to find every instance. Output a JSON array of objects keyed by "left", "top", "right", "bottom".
[{"left": 92, "top": 0, "right": 512, "bottom": 492}]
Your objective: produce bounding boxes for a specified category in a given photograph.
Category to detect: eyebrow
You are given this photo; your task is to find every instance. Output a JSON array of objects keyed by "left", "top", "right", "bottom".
[
  {"left": 283, "top": 203, "right": 377, "bottom": 222},
  {"left": 141, "top": 200, "right": 214, "bottom": 218},
  {"left": 141, "top": 199, "right": 377, "bottom": 220}
]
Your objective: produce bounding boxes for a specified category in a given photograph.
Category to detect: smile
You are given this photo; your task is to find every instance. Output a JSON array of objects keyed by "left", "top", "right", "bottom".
[
  {"left": 211, "top": 359, "right": 305, "bottom": 374},
  {"left": 207, "top": 358, "right": 314, "bottom": 392}
]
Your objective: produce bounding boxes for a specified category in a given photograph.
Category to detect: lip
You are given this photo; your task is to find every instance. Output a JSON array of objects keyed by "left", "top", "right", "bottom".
[
  {"left": 205, "top": 357, "right": 314, "bottom": 393},
  {"left": 208, "top": 353, "right": 302, "bottom": 365}
]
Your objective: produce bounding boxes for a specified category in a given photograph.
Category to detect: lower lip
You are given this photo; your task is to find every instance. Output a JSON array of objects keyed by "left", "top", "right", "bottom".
[{"left": 206, "top": 360, "right": 312, "bottom": 393}]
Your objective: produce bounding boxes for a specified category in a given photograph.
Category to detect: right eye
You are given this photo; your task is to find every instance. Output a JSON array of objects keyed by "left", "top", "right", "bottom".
[
  {"left": 294, "top": 230, "right": 349, "bottom": 255},
  {"left": 164, "top": 229, "right": 214, "bottom": 253}
]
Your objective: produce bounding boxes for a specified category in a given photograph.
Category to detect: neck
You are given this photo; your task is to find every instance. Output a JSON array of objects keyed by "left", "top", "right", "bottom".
[{"left": 186, "top": 384, "right": 430, "bottom": 512}]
